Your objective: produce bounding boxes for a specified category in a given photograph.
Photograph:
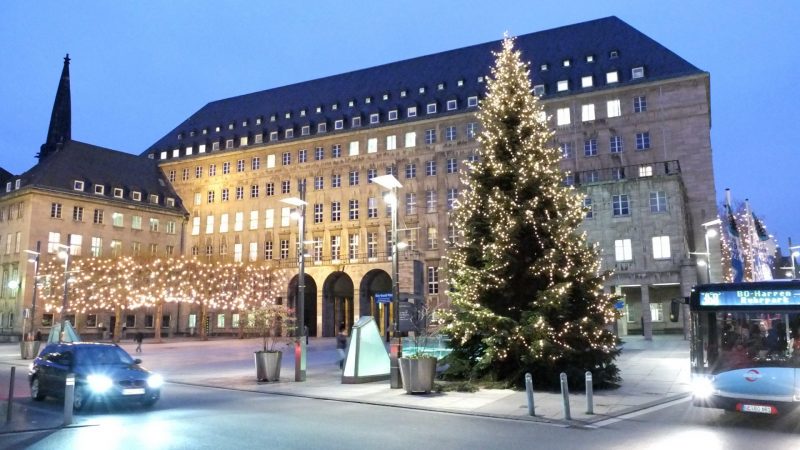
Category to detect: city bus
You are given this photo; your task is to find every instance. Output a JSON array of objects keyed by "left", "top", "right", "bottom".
[{"left": 690, "top": 280, "right": 800, "bottom": 415}]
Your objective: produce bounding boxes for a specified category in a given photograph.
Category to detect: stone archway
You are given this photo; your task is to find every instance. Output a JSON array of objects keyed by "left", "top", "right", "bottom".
[
  {"left": 288, "top": 274, "right": 318, "bottom": 338},
  {"left": 322, "top": 272, "right": 354, "bottom": 337},
  {"left": 359, "top": 269, "right": 392, "bottom": 336}
]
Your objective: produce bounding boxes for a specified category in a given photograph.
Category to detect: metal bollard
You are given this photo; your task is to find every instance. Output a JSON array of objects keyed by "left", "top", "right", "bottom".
[
  {"left": 585, "top": 371, "right": 594, "bottom": 415},
  {"left": 525, "top": 373, "right": 535, "bottom": 416},
  {"left": 63, "top": 373, "right": 75, "bottom": 426},
  {"left": 560, "top": 372, "right": 571, "bottom": 420},
  {"left": 6, "top": 367, "right": 15, "bottom": 423}
]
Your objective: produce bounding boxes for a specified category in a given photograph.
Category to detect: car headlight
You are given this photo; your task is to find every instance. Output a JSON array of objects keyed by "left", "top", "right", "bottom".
[
  {"left": 87, "top": 374, "right": 113, "bottom": 393},
  {"left": 692, "top": 375, "right": 715, "bottom": 399},
  {"left": 147, "top": 374, "right": 164, "bottom": 389}
]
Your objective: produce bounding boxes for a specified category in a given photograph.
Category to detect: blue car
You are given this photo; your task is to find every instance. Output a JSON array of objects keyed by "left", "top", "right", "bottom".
[{"left": 29, "top": 342, "right": 163, "bottom": 410}]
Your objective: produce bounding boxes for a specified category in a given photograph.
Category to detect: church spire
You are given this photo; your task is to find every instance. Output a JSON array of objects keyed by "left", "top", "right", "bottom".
[{"left": 38, "top": 54, "right": 72, "bottom": 161}]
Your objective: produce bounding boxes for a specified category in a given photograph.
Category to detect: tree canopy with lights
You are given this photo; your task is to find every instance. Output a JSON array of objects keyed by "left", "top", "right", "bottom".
[{"left": 441, "top": 37, "right": 620, "bottom": 388}]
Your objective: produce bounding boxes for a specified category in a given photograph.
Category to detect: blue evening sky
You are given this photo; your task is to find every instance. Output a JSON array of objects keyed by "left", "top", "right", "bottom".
[{"left": 1, "top": 1, "right": 798, "bottom": 248}]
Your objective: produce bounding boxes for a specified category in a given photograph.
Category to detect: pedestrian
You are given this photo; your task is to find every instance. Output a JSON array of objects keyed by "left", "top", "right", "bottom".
[
  {"left": 336, "top": 324, "right": 348, "bottom": 369},
  {"left": 134, "top": 331, "right": 144, "bottom": 353},
  {"left": 35, "top": 329, "right": 42, "bottom": 342}
]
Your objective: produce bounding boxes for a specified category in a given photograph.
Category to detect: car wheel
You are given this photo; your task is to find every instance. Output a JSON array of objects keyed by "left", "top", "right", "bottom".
[
  {"left": 30, "top": 377, "right": 46, "bottom": 401},
  {"left": 72, "top": 387, "right": 87, "bottom": 411}
]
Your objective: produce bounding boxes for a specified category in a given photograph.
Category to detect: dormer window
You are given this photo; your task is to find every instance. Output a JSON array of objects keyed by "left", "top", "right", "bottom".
[
  {"left": 228, "top": 123, "right": 234, "bottom": 130},
  {"left": 172, "top": 149, "right": 179, "bottom": 158},
  {"left": 446, "top": 99, "right": 457, "bottom": 111},
  {"left": 14, "top": 179, "right": 20, "bottom": 190},
  {"left": 427, "top": 103, "right": 437, "bottom": 114},
  {"left": 557, "top": 80, "right": 569, "bottom": 92},
  {"left": 256, "top": 117, "right": 262, "bottom": 125},
  {"left": 242, "top": 120, "right": 248, "bottom": 127},
  {"left": 202, "top": 128, "right": 208, "bottom": 134},
  {"left": 562, "top": 59, "right": 571, "bottom": 67},
  {"left": 609, "top": 50, "right": 619, "bottom": 59},
  {"left": 632, "top": 66, "right": 645, "bottom": 79},
  {"left": 370, "top": 113, "right": 379, "bottom": 124},
  {"left": 388, "top": 110, "right": 398, "bottom": 121},
  {"left": 226, "top": 139, "right": 234, "bottom": 149},
  {"left": 365, "top": 97, "right": 371, "bottom": 104},
  {"left": 300, "top": 109, "right": 306, "bottom": 117},
  {"left": 419, "top": 87, "right": 426, "bottom": 94},
  {"left": 533, "top": 85, "right": 545, "bottom": 96},
  {"left": 113, "top": 188, "right": 124, "bottom": 198},
  {"left": 540, "top": 64, "right": 548, "bottom": 71},
  {"left": 606, "top": 71, "right": 619, "bottom": 84},
  {"left": 400, "top": 90, "right": 407, "bottom": 98},
  {"left": 467, "top": 96, "right": 478, "bottom": 107},
  {"left": 352, "top": 116, "right": 361, "bottom": 127},
  {"left": 270, "top": 115, "right": 276, "bottom": 122},
  {"left": 581, "top": 76, "right": 593, "bottom": 88},
  {"left": 269, "top": 131, "right": 278, "bottom": 142},
  {"left": 316, "top": 106, "right": 322, "bottom": 113},
  {"left": 437, "top": 83, "right": 445, "bottom": 90},
  {"left": 586, "top": 55, "right": 595, "bottom": 63},
  {"left": 407, "top": 106, "right": 417, "bottom": 117},
  {"left": 166, "top": 197, "right": 175, "bottom": 207},
  {"left": 334, "top": 120, "right": 344, "bottom": 130},
  {"left": 457, "top": 79, "right": 464, "bottom": 87},
  {"left": 185, "top": 146, "right": 193, "bottom": 155},
  {"left": 149, "top": 194, "right": 159, "bottom": 204},
  {"left": 318, "top": 122, "right": 328, "bottom": 133},
  {"left": 285, "top": 112, "right": 291, "bottom": 119},
  {"left": 301, "top": 125, "right": 310, "bottom": 136},
  {"left": 285, "top": 128, "right": 294, "bottom": 139},
  {"left": 5, "top": 182, "right": 10, "bottom": 192},
  {"left": 132, "top": 191, "right": 142, "bottom": 202},
  {"left": 332, "top": 103, "right": 338, "bottom": 111},
  {"left": 382, "top": 93, "right": 389, "bottom": 100},
  {"left": 73, "top": 180, "right": 84, "bottom": 191},
  {"left": 160, "top": 151, "right": 167, "bottom": 160},
  {"left": 94, "top": 185, "right": 105, "bottom": 195},
  {"left": 215, "top": 126, "right": 221, "bottom": 132},
  {"left": 348, "top": 100, "right": 355, "bottom": 107},
  {"left": 477, "top": 76, "right": 484, "bottom": 83},
  {"left": 177, "top": 133, "right": 183, "bottom": 140}
]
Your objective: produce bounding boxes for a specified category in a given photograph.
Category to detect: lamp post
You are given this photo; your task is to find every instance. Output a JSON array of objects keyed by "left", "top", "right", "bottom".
[
  {"left": 54, "top": 242, "right": 73, "bottom": 342},
  {"left": 24, "top": 241, "right": 41, "bottom": 340},
  {"left": 281, "top": 179, "right": 308, "bottom": 382},
  {"left": 371, "top": 174, "right": 403, "bottom": 389},
  {"left": 780, "top": 243, "right": 800, "bottom": 279},
  {"left": 689, "top": 219, "right": 722, "bottom": 283}
]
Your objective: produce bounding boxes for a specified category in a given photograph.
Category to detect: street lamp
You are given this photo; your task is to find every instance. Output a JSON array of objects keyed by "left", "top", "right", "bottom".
[
  {"left": 371, "top": 174, "right": 403, "bottom": 389},
  {"left": 281, "top": 179, "right": 308, "bottom": 382},
  {"left": 689, "top": 219, "right": 722, "bottom": 283},
  {"left": 54, "top": 242, "right": 73, "bottom": 342},
  {"left": 781, "top": 245, "right": 800, "bottom": 279},
  {"left": 24, "top": 241, "right": 41, "bottom": 340}
]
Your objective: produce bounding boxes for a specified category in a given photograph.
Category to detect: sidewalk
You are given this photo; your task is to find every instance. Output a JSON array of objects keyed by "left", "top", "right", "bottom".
[{"left": 0, "top": 334, "right": 691, "bottom": 432}]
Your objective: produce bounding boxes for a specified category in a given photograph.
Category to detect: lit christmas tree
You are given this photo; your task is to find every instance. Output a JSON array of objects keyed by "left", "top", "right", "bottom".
[{"left": 441, "top": 37, "right": 620, "bottom": 388}]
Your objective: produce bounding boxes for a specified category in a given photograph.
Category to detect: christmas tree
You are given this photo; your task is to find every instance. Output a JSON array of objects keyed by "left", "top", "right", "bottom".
[{"left": 440, "top": 37, "right": 620, "bottom": 388}]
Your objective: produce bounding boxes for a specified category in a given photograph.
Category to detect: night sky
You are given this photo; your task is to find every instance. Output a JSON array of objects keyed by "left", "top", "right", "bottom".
[{"left": 1, "top": 1, "right": 797, "bottom": 248}]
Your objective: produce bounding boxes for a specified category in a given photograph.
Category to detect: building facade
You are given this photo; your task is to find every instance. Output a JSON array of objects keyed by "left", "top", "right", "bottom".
[
  {"left": 147, "top": 17, "right": 715, "bottom": 338},
  {"left": 1, "top": 16, "right": 716, "bottom": 340}
]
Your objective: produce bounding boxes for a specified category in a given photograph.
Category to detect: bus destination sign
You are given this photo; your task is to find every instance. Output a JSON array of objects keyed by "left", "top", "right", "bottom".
[{"left": 699, "top": 289, "right": 800, "bottom": 307}]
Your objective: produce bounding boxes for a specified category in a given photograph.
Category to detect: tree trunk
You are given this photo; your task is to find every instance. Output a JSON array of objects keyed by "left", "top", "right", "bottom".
[
  {"left": 199, "top": 303, "right": 208, "bottom": 341},
  {"left": 154, "top": 302, "right": 163, "bottom": 343},
  {"left": 113, "top": 305, "right": 123, "bottom": 343}
]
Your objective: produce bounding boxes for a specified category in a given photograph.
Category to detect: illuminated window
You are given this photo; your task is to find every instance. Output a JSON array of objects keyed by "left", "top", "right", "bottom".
[
  {"left": 614, "top": 239, "right": 633, "bottom": 262},
  {"left": 652, "top": 236, "right": 671, "bottom": 259}
]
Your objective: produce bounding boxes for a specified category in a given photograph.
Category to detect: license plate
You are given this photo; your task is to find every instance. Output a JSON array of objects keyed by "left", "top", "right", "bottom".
[
  {"left": 740, "top": 404, "right": 774, "bottom": 414},
  {"left": 122, "top": 388, "right": 145, "bottom": 395}
]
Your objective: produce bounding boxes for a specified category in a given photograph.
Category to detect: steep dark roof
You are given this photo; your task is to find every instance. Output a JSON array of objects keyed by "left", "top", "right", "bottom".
[
  {"left": 39, "top": 54, "right": 72, "bottom": 161},
  {"left": 5, "top": 140, "right": 185, "bottom": 214},
  {"left": 145, "top": 16, "right": 703, "bottom": 159}
]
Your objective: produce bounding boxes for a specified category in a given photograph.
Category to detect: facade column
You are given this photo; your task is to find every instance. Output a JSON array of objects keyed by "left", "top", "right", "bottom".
[{"left": 641, "top": 284, "right": 653, "bottom": 340}]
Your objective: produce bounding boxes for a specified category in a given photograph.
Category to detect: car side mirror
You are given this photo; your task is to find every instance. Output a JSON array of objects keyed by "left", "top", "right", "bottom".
[{"left": 134, "top": 358, "right": 142, "bottom": 365}]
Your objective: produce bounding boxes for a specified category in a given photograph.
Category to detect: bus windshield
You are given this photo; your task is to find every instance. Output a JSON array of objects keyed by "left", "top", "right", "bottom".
[{"left": 703, "top": 311, "right": 800, "bottom": 372}]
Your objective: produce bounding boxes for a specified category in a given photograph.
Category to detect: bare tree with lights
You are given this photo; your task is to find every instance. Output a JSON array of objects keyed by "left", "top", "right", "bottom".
[{"left": 441, "top": 37, "right": 620, "bottom": 388}]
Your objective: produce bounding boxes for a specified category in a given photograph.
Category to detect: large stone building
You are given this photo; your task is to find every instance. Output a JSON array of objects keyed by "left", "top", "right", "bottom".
[{"left": 1, "top": 16, "right": 715, "bottom": 340}]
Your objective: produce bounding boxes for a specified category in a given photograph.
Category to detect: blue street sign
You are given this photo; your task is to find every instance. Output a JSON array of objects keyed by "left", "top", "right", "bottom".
[
  {"left": 614, "top": 300, "right": 625, "bottom": 310},
  {"left": 375, "top": 293, "right": 393, "bottom": 303}
]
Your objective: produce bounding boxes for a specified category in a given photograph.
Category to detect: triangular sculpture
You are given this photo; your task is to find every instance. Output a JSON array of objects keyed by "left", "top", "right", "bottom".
[
  {"left": 341, "top": 316, "right": 390, "bottom": 384},
  {"left": 47, "top": 320, "right": 81, "bottom": 343}
]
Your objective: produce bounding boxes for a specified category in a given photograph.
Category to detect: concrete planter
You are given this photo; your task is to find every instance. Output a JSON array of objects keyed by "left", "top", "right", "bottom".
[
  {"left": 254, "top": 350, "right": 282, "bottom": 381},
  {"left": 20, "top": 340, "right": 41, "bottom": 360},
  {"left": 399, "top": 357, "right": 437, "bottom": 394}
]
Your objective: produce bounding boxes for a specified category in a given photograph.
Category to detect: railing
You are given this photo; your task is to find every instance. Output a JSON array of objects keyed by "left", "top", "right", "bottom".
[{"left": 270, "top": 249, "right": 423, "bottom": 269}]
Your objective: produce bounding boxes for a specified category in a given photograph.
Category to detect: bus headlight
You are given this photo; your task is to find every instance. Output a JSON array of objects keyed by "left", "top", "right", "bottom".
[
  {"left": 692, "top": 376, "right": 715, "bottom": 399},
  {"left": 87, "top": 374, "right": 113, "bottom": 393},
  {"left": 147, "top": 374, "right": 164, "bottom": 389}
]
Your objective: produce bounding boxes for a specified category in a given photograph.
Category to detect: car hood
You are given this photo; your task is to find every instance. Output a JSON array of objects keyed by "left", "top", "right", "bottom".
[{"left": 74, "top": 364, "right": 151, "bottom": 380}]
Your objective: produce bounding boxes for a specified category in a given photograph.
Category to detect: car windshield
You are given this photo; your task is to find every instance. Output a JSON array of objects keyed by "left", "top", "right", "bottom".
[{"left": 75, "top": 346, "right": 135, "bottom": 366}]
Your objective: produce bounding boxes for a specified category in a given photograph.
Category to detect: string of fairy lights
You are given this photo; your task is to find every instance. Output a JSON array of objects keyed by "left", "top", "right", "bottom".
[
  {"left": 440, "top": 36, "right": 619, "bottom": 370},
  {"left": 718, "top": 204, "right": 774, "bottom": 282},
  {"left": 36, "top": 255, "right": 289, "bottom": 318}
]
